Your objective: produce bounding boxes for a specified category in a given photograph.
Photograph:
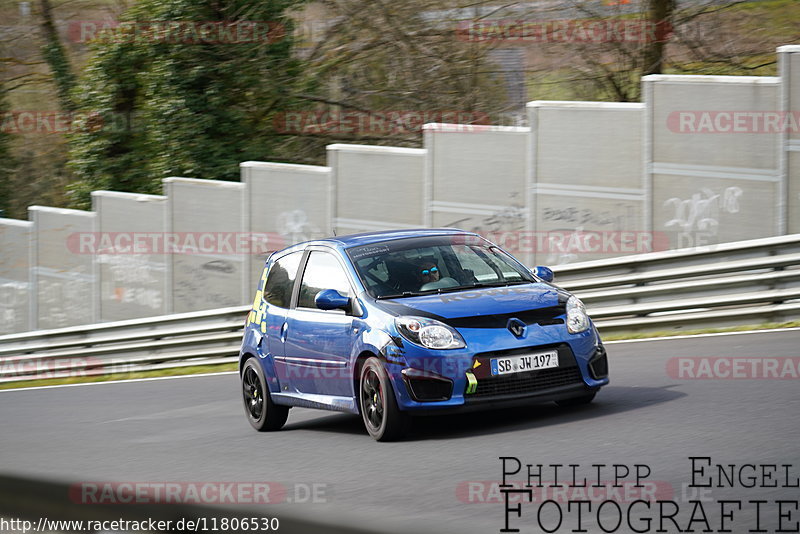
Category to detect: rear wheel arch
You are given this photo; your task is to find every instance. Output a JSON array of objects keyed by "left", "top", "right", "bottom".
[{"left": 239, "top": 351, "right": 257, "bottom": 375}]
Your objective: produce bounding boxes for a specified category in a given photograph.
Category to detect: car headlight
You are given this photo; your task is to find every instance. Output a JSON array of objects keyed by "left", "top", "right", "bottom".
[
  {"left": 566, "top": 296, "right": 590, "bottom": 334},
  {"left": 395, "top": 316, "right": 466, "bottom": 350}
]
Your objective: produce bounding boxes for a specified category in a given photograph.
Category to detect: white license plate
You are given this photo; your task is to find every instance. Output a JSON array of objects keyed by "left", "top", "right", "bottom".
[{"left": 490, "top": 350, "right": 559, "bottom": 376}]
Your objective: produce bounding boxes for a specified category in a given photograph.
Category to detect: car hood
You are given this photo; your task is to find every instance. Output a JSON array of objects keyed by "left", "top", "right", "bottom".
[{"left": 371, "top": 283, "right": 569, "bottom": 321}]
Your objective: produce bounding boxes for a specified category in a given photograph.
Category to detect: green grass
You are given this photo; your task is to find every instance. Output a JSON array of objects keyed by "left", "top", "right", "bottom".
[
  {"left": 0, "top": 362, "right": 237, "bottom": 391},
  {"left": 601, "top": 320, "right": 800, "bottom": 341}
]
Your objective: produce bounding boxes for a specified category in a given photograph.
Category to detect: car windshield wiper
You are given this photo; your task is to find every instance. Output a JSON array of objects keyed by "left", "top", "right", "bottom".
[
  {"left": 469, "top": 280, "right": 530, "bottom": 289},
  {"left": 375, "top": 281, "right": 531, "bottom": 299},
  {"left": 375, "top": 291, "right": 426, "bottom": 299}
]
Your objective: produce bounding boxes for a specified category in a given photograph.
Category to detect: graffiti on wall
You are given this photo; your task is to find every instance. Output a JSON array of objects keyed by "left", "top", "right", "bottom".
[
  {"left": 542, "top": 203, "right": 640, "bottom": 265},
  {"left": 173, "top": 258, "right": 241, "bottom": 312},
  {"left": 663, "top": 186, "right": 744, "bottom": 245},
  {"left": 542, "top": 206, "right": 632, "bottom": 228},
  {"left": 37, "top": 268, "right": 94, "bottom": 328},
  {"left": 98, "top": 254, "right": 164, "bottom": 311},
  {"left": 444, "top": 192, "right": 526, "bottom": 235}
]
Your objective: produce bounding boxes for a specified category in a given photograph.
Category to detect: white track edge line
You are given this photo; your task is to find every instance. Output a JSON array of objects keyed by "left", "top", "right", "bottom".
[
  {"left": 604, "top": 326, "right": 800, "bottom": 344},
  {"left": 0, "top": 371, "right": 238, "bottom": 393}
]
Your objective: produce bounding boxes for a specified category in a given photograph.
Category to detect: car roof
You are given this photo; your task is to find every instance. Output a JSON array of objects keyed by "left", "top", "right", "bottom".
[{"left": 314, "top": 228, "right": 477, "bottom": 248}]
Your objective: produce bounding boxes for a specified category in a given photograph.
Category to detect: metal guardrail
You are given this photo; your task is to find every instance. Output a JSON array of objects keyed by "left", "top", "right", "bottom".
[
  {"left": 554, "top": 233, "right": 800, "bottom": 331},
  {"left": 0, "top": 306, "right": 249, "bottom": 384},
  {"left": 1, "top": 234, "right": 799, "bottom": 383}
]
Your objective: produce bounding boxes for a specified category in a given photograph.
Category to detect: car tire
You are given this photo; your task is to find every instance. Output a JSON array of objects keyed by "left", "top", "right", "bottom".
[
  {"left": 359, "top": 357, "right": 409, "bottom": 442},
  {"left": 556, "top": 392, "right": 597, "bottom": 407},
  {"left": 242, "top": 357, "right": 289, "bottom": 431}
]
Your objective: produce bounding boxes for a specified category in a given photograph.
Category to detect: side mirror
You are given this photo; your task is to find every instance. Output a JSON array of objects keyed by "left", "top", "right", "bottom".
[
  {"left": 315, "top": 289, "right": 350, "bottom": 311},
  {"left": 533, "top": 266, "right": 554, "bottom": 283}
]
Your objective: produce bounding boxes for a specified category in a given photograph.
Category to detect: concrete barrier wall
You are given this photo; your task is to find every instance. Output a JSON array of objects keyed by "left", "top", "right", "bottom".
[
  {"left": 164, "top": 178, "right": 247, "bottom": 313},
  {"left": 0, "top": 219, "right": 32, "bottom": 334},
  {"left": 328, "top": 144, "right": 426, "bottom": 234},
  {"left": 644, "top": 75, "right": 782, "bottom": 250},
  {"left": 29, "top": 206, "right": 96, "bottom": 329},
  {"left": 527, "top": 101, "right": 646, "bottom": 265},
  {"left": 2, "top": 45, "right": 798, "bottom": 332},
  {"left": 91, "top": 191, "right": 169, "bottom": 321},
  {"left": 423, "top": 124, "right": 532, "bottom": 262},
  {"left": 779, "top": 46, "right": 800, "bottom": 234},
  {"left": 241, "top": 161, "right": 331, "bottom": 290}
]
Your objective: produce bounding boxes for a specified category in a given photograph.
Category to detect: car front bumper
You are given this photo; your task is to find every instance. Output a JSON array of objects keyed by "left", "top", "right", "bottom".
[{"left": 383, "top": 324, "right": 609, "bottom": 412}]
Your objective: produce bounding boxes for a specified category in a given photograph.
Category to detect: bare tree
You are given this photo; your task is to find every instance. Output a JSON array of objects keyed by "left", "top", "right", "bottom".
[{"left": 269, "top": 0, "right": 513, "bottom": 164}]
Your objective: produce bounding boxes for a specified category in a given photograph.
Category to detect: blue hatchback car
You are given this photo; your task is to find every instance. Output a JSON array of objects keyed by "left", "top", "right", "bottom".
[{"left": 240, "top": 229, "right": 608, "bottom": 441}]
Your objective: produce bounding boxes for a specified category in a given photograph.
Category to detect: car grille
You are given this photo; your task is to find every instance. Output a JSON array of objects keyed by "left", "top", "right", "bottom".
[
  {"left": 444, "top": 305, "right": 565, "bottom": 329},
  {"left": 472, "top": 366, "right": 583, "bottom": 397}
]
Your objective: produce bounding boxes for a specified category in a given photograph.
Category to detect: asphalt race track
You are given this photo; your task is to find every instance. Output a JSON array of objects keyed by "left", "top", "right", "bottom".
[{"left": 1, "top": 329, "right": 798, "bottom": 534}]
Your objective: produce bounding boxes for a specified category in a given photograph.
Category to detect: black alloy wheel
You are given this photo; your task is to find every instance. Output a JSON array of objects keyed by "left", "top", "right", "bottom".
[
  {"left": 242, "top": 357, "right": 289, "bottom": 431},
  {"left": 359, "top": 357, "right": 409, "bottom": 441}
]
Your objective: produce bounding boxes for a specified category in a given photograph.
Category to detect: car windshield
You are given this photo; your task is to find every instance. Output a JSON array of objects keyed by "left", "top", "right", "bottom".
[{"left": 346, "top": 235, "right": 536, "bottom": 299}]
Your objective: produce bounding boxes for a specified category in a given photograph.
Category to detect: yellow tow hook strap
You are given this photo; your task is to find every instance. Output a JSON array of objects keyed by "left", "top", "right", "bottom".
[{"left": 465, "top": 371, "right": 478, "bottom": 395}]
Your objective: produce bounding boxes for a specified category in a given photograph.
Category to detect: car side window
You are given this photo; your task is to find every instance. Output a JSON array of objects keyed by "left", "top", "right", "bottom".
[
  {"left": 297, "top": 251, "right": 352, "bottom": 309},
  {"left": 263, "top": 251, "right": 303, "bottom": 308}
]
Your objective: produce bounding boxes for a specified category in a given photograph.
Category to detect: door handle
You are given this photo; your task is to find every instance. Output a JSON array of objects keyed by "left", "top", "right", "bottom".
[{"left": 280, "top": 322, "right": 288, "bottom": 343}]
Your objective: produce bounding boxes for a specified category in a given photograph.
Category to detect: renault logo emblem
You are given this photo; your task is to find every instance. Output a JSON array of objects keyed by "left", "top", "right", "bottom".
[{"left": 507, "top": 318, "right": 526, "bottom": 338}]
